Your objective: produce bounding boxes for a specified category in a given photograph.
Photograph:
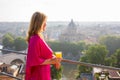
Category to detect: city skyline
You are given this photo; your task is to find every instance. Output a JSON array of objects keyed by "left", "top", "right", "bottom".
[{"left": 0, "top": 0, "right": 120, "bottom": 22}]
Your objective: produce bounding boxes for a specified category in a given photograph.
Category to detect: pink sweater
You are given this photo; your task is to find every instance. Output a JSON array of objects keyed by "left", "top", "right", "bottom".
[{"left": 25, "top": 34, "right": 53, "bottom": 80}]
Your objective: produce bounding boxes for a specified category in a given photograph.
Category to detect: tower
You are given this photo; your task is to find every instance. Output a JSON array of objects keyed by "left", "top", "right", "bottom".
[{"left": 59, "top": 19, "right": 79, "bottom": 42}]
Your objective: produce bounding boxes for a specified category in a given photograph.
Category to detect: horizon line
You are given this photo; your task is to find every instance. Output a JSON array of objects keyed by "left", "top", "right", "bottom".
[{"left": 1, "top": 21, "right": 120, "bottom": 23}]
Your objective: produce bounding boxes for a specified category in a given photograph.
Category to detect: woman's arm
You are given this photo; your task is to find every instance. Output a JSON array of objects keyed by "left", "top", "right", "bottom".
[{"left": 41, "top": 57, "right": 61, "bottom": 65}]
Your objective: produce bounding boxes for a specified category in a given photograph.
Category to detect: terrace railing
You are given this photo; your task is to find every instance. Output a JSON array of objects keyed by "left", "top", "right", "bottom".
[{"left": 0, "top": 49, "right": 120, "bottom": 80}]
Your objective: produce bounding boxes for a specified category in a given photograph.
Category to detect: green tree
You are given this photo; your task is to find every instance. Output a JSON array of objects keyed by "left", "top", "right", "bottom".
[
  {"left": 14, "top": 37, "right": 27, "bottom": 51},
  {"left": 2, "top": 33, "right": 14, "bottom": 49},
  {"left": 76, "top": 44, "right": 108, "bottom": 79},
  {"left": 99, "top": 35, "right": 120, "bottom": 55},
  {"left": 114, "top": 48, "right": 120, "bottom": 67},
  {"left": 86, "top": 44, "right": 108, "bottom": 64},
  {"left": 105, "top": 55, "right": 117, "bottom": 66},
  {"left": 76, "top": 41, "right": 87, "bottom": 53}
]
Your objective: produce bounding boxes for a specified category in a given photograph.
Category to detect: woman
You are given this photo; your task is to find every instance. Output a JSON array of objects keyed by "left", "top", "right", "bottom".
[{"left": 25, "top": 11, "right": 61, "bottom": 80}]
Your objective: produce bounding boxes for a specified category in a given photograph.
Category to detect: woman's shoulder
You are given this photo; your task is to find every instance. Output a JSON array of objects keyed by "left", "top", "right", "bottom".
[{"left": 30, "top": 34, "right": 42, "bottom": 42}]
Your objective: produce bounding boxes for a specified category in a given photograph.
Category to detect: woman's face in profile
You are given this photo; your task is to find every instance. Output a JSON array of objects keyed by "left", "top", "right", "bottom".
[
  {"left": 43, "top": 22, "right": 47, "bottom": 31},
  {"left": 42, "top": 19, "right": 47, "bottom": 31},
  {"left": 40, "top": 19, "right": 47, "bottom": 32}
]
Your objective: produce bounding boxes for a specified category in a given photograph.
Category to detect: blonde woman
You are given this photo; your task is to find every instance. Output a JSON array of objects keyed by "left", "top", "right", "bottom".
[{"left": 25, "top": 11, "right": 61, "bottom": 80}]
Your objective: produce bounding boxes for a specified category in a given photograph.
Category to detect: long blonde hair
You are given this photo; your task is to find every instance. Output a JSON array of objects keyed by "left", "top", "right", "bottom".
[{"left": 26, "top": 12, "right": 47, "bottom": 42}]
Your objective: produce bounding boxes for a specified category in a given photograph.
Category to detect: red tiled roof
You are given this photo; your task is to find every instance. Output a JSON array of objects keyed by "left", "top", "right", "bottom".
[{"left": 109, "top": 70, "right": 120, "bottom": 79}]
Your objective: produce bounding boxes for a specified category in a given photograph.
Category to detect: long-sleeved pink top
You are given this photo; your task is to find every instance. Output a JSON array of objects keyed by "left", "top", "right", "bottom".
[{"left": 25, "top": 34, "right": 53, "bottom": 80}]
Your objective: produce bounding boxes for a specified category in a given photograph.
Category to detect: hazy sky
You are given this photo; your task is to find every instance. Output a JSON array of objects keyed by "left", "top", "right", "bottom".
[{"left": 0, "top": 0, "right": 120, "bottom": 22}]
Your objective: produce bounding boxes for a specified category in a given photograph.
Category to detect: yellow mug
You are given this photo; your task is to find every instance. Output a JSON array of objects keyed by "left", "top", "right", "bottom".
[{"left": 55, "top": 51, "right": 62, "bottom": 58}]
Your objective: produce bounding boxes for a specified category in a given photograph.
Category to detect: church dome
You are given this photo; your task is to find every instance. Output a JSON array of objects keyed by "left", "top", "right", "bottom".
[{"left": 68, "top": 19, "right": 77, "bottom": 27}]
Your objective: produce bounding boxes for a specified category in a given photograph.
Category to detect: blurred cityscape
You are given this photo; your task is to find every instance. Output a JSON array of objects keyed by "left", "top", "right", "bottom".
[
  {"left": 0, "top": 19, "right": 120, "bottom": 43},
  {"left": 0, "top": 20, "right": 120, "bottom": 80}
]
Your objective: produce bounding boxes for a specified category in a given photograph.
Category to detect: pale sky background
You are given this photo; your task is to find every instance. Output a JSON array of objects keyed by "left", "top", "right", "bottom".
[{"left": 0, "top": 0, "right": 120, "bottom": 22}]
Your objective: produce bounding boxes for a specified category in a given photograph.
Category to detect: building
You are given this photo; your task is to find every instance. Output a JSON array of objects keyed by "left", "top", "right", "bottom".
[
  {"left": 0, "top": 53, "right": 26, "bottom": 64},
  {"left": 108, "top": 70, "right": 120, "bottom": 80},
  {"left": 59, "top": 19, "right": 84, "bottom": 42},
  {"left": 0, "top": 62, "right": 23, "bottom": 80},
  {"left": 0, "top": 53, "right": 26, "bottom": 80}
]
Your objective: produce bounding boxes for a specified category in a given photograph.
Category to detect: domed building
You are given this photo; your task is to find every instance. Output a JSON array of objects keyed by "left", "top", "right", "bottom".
[{"left": 59, "top": 19, "right": 84, "bottom": 42}]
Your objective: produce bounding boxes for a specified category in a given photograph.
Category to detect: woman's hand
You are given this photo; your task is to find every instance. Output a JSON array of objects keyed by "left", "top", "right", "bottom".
[
  {"left": 41, "top": 56, "right": 62, "bottom": 65},
  {"left": 51, "top": 57, "right": 62, "bottom": 69},
  {"left": 55, "top": 62, "right": 61, "bottom": 70},
  {"left": 54, "top": 58, "right": 62, "bottom": 70},
  {"left": 52, "top": 55, "right": 56, "bottom": 58}
]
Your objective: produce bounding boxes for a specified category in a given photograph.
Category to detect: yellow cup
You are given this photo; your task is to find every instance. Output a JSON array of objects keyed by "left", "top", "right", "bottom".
[{"left": 55, "top": 51, "right": 62, "bottom": 58}]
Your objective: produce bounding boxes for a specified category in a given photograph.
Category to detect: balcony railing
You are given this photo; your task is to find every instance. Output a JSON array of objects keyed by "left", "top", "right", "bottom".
[{"left": 0, "top": 49, "right": 120, "bottom": 80}]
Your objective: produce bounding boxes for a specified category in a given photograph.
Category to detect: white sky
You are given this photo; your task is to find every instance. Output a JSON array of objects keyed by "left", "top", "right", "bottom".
[{"left": 0, "top": 0, "right": 120, "bottom": 22}]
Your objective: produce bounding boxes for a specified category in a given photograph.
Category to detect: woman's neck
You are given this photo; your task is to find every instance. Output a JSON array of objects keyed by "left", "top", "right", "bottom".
[{"left": 38, "top": 32, "right": 44, "bottom": 39}]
